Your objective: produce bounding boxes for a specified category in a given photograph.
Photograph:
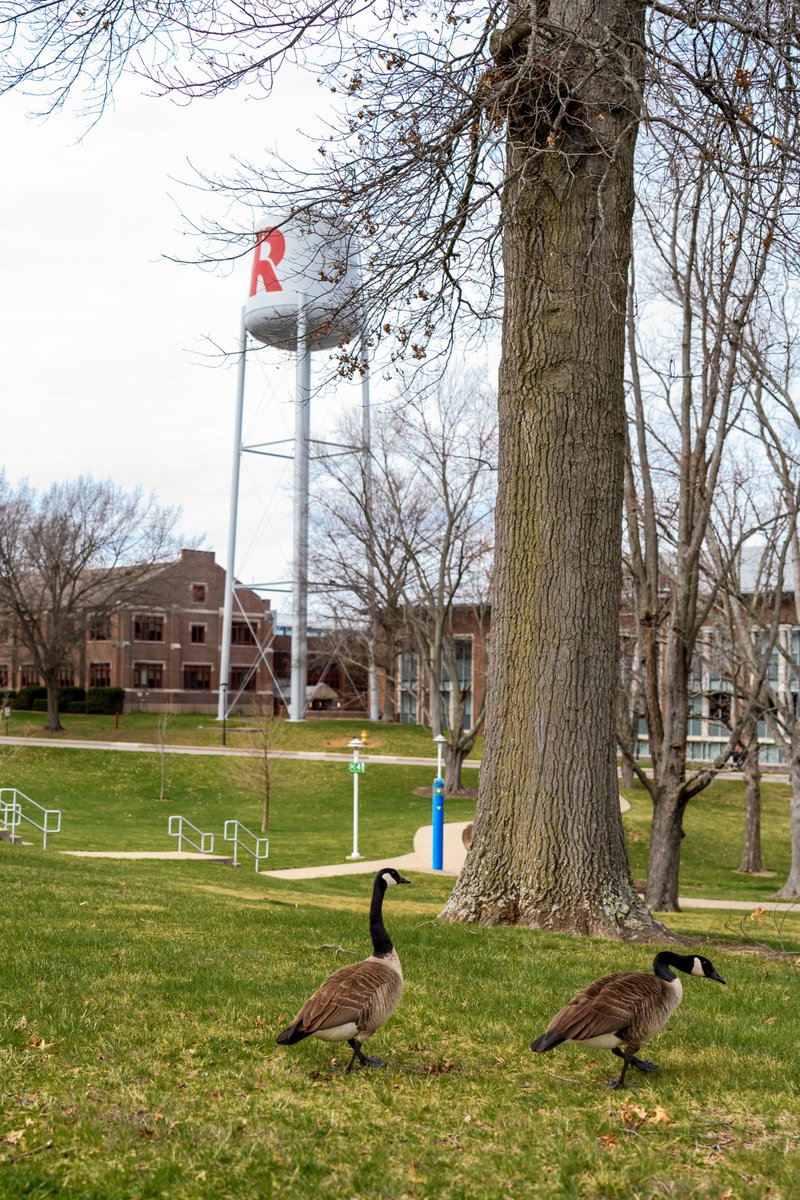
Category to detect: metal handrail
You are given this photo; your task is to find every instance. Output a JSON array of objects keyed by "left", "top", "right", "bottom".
[
  {"left": 0, "top": 788, "right": 61, "bottom": 850},
  {"left": 223, "top": 819, "right": 269, "bottom": 872},
  {"left": 167, "top": 815, "right": 215, "bottom": 854},
  {"left": 0, "top": 797, "right": 21, "bottom": 839}
]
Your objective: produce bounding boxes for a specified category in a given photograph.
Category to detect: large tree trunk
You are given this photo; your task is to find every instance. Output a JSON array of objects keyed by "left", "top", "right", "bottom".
[
  {"left": 44, "top": 678, "right": 64, "bottom": 734},
  {"left": 443, "top": 0, "right": 661, "bottom": 937},
  {"left": 443, "top": 743, "right": 474, "bottom": 796},
  {"left": 739, "top": 723, "right": 765, "bottom": 875},
  {"left": 644, "top": 783, "right": 687, "bottom": 911},
  {"left": 776, "top": 723, "right": 800, "bottom": 900}
]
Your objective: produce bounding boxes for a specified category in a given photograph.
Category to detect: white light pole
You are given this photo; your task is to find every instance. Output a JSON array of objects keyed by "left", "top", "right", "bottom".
[
  {"left": 346, "top": 737, "right": 365, "bottom": 860},
  {"left": 434, "top": 733, "right": 447, "bottom": 779}
]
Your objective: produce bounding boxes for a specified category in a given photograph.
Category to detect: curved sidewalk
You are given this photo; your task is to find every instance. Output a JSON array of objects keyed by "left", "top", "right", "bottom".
[{"left": 262, "top": 820, "right": 800, "bottom": 913}]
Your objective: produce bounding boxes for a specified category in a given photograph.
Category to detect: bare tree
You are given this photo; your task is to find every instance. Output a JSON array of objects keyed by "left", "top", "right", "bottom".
[
  {"left": 5, "top": 2, "right": 800, "bottom": 935},
  {"left": 743, "top": 338, "right": 800, "bottom": 900},
  {"left": 228, "top": 698, "right": 282, "bottom": 833},
  {"left": 622, "top": 109, "right": 789, "bottom": 910},
  {"left": 313, "top": 371, "right": 495, "bottom": 793},
  {"left": 309, "top": 408, "right": 421, "bottom": 724},
  {"left": 0, "top": 475, "right": 182, "bottom": 733}
]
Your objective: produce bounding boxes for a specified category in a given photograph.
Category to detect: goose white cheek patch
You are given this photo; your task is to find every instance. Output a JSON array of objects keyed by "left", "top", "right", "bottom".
[{"left": 382, "top": 872, "right": 398, "bottom": 887}]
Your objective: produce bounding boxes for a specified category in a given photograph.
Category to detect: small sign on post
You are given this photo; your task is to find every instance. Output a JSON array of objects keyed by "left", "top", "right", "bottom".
[{"left": 346, "top": 737, "right": 365, "bottom": 860}]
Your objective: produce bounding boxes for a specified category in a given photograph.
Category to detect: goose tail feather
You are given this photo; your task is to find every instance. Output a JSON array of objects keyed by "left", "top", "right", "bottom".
[
  {"left": 531, "top": 1031, "right": 565, "bottom": 1053},
  {"left": 276, "top": 1023, "right": 311, "bottom": 1045}
]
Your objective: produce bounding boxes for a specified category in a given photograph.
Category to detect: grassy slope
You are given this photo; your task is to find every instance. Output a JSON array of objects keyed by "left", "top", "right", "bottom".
[
  {"left": 2, "top": 748, "right": 477, "bottom": 863},
  {"left": 2, "top": 711, "right": 479, "bottom": 758},
  {"left": 621, "top": 778, "right": 795, "bottom": 902},
  {"left": 1, "top": 856, "right": 798, "bottom": 1200}
]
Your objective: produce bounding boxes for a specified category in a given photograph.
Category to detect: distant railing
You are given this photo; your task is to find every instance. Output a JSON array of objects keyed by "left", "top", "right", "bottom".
[
  {"left": 0, "top": 788, "right": 62, "bottom": 850},
  {"left": 0, "top": 796, "right": 21, "bottom": 838},
  {"left": 167, "top": 815, "right": 215, "bottom": 854},
  {"left": 223, "top": 819, "right": 269, "bottom": 872}
]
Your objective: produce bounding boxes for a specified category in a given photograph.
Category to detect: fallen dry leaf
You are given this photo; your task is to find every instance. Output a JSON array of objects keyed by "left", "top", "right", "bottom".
[
  {"left": 651, "top": 1105, "right": 672, "bottom": 1124},
  {"left": 750, "top": 906, "right": 766, "bottom": 922},
  {"left": 2, "top": 1130, "right": 26, "bottom": 1147},
  {"left": 620, "top": 1102, "right": 648, "bottom": 1128},
  {"left": 598, "top": 1132, "right": 618, "bottom": 1147}
]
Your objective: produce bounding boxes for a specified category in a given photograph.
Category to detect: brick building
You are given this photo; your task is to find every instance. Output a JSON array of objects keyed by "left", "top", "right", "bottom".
[
  {"left": 0, "top": 548, "right": 273, "bottom": 714},
  {"left": 392, "top": 604, "right": 489, "bottom": 729}
]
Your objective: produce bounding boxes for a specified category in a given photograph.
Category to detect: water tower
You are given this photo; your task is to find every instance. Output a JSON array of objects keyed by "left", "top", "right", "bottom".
[{"left": 218, "top": 215, "right": 363, "bottom": 723}]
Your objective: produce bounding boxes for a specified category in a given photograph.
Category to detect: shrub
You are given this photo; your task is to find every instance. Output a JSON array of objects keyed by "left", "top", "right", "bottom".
[
  {"left": 65, "top": 701, "right": 88, "bottom": 714},
  {"left": 86, "top": 687, "right": 125, "bottom": 715},
  {"left": 12, "top": 686, "right": 47, "bottom": 711},
  {"left": 32, "top": 698, "right": 48, "bottom": 712}
]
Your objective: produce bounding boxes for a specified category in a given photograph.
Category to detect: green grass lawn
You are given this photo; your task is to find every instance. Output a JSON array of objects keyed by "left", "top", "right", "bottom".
[
  {"left": 1, "top": 854, "right": 798, "bottom": 1200},
  {"left": 1, "top": 746, "right": 477, "bottom": 865},
  {"left": 1, "top": 747, "right": 799, "bottom": 1196},
  {"left": 621, "top": 778, "right": 796, "bottom": 904},
  {"left": 2, "top": 710, "right": 482, "bottom": 759}
]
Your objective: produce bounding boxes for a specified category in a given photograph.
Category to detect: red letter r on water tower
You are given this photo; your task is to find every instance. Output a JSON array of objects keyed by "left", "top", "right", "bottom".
[{"left": 250, "top": 227, "right": 286, "bottom": 295}]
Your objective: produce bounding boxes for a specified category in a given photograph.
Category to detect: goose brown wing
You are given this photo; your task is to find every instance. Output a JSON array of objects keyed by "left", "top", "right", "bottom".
[
  {"left": 546, "top": 972, "right": 659, "bottom": 1041},
  {"left": 291, "top": 960, "right": 401, "bottom": 1034}
]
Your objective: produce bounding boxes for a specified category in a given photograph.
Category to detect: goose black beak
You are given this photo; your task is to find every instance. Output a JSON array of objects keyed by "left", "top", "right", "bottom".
[
  {"left": 398, "top": 874, "right": 412, "bottom": 885},
  {"left": 710, "top": 969, "right": 726, "bottom": 984}
]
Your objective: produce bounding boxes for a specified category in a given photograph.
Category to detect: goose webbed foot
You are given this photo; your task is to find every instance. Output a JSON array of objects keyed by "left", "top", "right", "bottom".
[
  {"left": 345, "top": 1039, "right": 387, "bottom": 1072},
  {"left": 611, "top": 1046, "right": 658, "bottom": 1074},
  {"left": 607, "top": 1076, "right": 631, "bottom": 1090}
]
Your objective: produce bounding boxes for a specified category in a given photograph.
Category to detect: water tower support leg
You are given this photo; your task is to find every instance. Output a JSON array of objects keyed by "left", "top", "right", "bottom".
[{"left": 289, "top": 298, "right": 310, "bottom": 722}]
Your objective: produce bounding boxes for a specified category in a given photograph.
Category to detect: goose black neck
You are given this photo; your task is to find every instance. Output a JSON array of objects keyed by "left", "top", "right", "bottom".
[
  {"left": 370, "top": 876, "right": 393, "bottom": 958},
  {"left": 653, "top": 951, "right": 694, "bottom": 981}
]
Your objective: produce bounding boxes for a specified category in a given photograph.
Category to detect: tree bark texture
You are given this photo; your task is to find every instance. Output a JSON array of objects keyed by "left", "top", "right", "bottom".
[
  {"left": 644, "top": 782, "right": 687, "bottom": 912},
  {"left": 776, "top": 723, "right": 800, "bottom": 900},
  {"left": 739, "top": 723, "right": 765, "bottom": 875},
  {"left": 443, "top": 0, "right": 660, "bottom": 937}
]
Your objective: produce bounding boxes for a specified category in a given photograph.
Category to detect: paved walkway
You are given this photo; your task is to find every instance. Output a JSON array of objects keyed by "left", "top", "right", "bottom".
[
  {"left": 62, "top": 850, "right": 230, "bottom": 861},
  {"left": 57, "top": 824, "right": 799, "bottom": 913},
  {"left": 0, "top": 735, "right": 472, "bottom": 768},
  {"left": 263, "top": 820, "right": 473, "bottom": 880}
]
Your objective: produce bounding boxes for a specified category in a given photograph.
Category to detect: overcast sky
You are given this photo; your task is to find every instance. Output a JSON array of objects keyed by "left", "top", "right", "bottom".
[{"left": 0, "top": 70, "right": 370, "bottom": 618}]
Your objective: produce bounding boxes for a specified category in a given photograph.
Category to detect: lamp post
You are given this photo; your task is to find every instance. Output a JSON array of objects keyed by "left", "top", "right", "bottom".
[
  {"left": 220, "top": 682, "right": 228, "bottom": 747},
  {"left": 346, "top": 737, "right": 365, "bottom": 860},
  {"left": 434, "top": 733, "right": 447, "bottom": 779}
]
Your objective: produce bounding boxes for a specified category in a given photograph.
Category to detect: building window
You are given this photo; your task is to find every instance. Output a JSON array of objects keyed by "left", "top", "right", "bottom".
[
  {"left": 439, "top": 639, "right": 473, "bottom": 729},
  {"left": 89, "top": 663, "right": 111, "bottom": 688},
  {"left": 192, "top": 583, "right": 206, "bottom": 603},
  {"left": 399, "top": 651, "right": 418, "bottom": 725},
  {"left": 88, "top": 618, "right": 111, "bottom": 641},
  {"left": 708, "top": 691, "right": 731, "bottom": 735},
  {"left": 0, "top": 664, "right": 8, "bottom": 689},
  {"left": 20, "top": 665, "right": 40, "bottom": 687},
  {"left": 134, "top": 615, "right": 164, "bottom": 642},
  {"left": 231, "top": 621, "right": 257, "bottom": 646},
  {"left": 190, "top": 624, "right": 206, "bottom": 644},
  {"left": 230, "top": 666, "right": 256, "bottom": 692},
  {"left": 58, "top": 668, "right": 75, "bottom": 687},
  {"left": 183, "top": 664, "right": 211, "bottom": 691},
  {"left": 133, "top": 663, "right": 164, "bottom": 688}
]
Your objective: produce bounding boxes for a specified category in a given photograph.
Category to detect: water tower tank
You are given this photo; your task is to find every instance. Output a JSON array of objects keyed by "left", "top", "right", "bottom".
[{"left": 245, "top": 215, "right": 361, "bottom": 351}]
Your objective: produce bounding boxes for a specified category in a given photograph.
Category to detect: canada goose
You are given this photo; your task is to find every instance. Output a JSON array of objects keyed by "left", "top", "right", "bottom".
[
  {"left": 531, "top": 951, "right": 726, "bottom": 1088},
  {"left": 276, "top": 867, "right": 411, "bottom": 1072}
]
